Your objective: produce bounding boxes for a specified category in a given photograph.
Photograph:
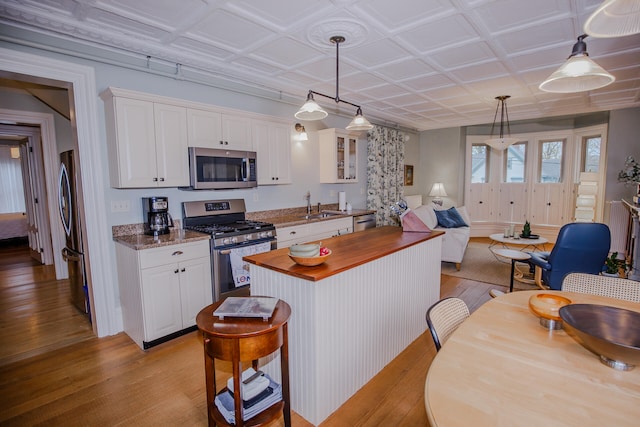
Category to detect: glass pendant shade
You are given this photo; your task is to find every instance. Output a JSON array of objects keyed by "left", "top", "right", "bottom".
[
  {"left": 346, "top": 107, "right": 373, "bottom": 131},
  {"left": 485, "top": 136, "right": 520, "bottom": 151},
  {"left": 584, "top": 0, "right": 640, "bottom": 38},
  {"left": 295, "top": 92, "right": 328, "bottom": 120},
  {"left": 539, "top": 54, "right": 616, "bottom": 93}
]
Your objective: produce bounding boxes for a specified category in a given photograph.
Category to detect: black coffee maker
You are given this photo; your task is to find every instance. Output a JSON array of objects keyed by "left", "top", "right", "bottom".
[{"left": 143, "top": 197, "right": 173, "bottom": 236}]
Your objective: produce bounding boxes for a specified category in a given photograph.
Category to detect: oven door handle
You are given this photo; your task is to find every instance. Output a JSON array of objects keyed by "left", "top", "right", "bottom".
[{"left": 218, "top": 249, "right": 231, "bottom": 255}]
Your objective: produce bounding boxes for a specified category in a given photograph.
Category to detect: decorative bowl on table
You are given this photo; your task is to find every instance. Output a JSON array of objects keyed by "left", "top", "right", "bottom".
[
  {"left": 288, "top": 249, "right": 331, "bottom": 266},
  {"left": 560, "top": 304, "right": 640, "bottom": 371},
  {"left": 528, "top": 293, "right": 572, "bottom": 330}
]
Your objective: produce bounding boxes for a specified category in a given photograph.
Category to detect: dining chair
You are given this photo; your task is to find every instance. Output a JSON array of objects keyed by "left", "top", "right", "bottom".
[
  {"left": 426, "top": 297, "right": 470, "bottom": 351},
  {"left": 528, "top": 222, "right": 611, "bottom": 290},
  {"left": 561, "top": 272, "right": 640, "bottom": 303}
]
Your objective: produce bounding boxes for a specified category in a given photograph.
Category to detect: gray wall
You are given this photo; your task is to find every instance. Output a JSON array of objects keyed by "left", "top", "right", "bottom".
[{"left": 605, "top": 107, "right": 640, "bottom": 202}]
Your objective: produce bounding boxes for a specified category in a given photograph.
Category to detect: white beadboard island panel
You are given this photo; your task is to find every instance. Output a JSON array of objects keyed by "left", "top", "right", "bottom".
[{"left": 251, "top": 235, "right": 442, "bottom": 426}]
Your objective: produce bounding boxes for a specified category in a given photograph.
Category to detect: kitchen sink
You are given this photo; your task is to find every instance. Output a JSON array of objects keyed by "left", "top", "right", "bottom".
[{"left": 299, "top": 212, "right": 341, "bottom": 220}]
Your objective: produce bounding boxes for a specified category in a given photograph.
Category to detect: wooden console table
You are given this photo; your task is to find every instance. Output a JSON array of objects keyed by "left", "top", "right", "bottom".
[{"left": 196, "top": 298, "right": 291, "bottom": 427}]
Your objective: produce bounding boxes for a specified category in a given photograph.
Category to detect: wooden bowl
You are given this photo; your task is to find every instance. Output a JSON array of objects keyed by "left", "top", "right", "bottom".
[
  {"left": 560, "top": 304, "right": 640, "bottom": 371},
  {"left": 529, "top": 293, "right": 572, "bottom": 330},
  {"left": 288, "top": 249, "right": 331, "bottom": 266}
]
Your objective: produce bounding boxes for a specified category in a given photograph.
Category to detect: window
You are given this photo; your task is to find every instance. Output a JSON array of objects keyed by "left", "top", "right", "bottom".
[
  {"left": 471, "top": 144, "right": 489, "bottom": 183},
  {"left": 538, "top": 140, "right": 564, "bottom": 183},
  {"left": 581, "top": 136, "right": 601, "bottom": 173},
  {"left": 0, "top": 145, "right": 26, "bottom": 213},
  {"left": 503, "top": 142, "right": 526, "bottom": 182}
]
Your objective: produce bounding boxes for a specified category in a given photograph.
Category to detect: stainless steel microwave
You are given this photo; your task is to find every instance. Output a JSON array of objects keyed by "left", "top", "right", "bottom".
[{"left": 186, "top": 147, "right": 257, "bottom": 190}]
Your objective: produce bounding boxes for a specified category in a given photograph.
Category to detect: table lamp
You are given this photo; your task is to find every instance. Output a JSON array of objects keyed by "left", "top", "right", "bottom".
[{"left": 429, "top": 182, "right": 447, "bottom": 206}]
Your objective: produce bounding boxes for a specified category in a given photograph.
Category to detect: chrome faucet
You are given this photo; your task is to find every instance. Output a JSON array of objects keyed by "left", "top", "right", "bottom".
[{"left": 305, "top": 191, "right": 311, "bottom": 215}]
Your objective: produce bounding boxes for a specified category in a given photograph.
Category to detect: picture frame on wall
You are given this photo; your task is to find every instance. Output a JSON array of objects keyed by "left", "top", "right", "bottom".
[{"left": 404, "top": 165, "right": 414, "bottom": 186}]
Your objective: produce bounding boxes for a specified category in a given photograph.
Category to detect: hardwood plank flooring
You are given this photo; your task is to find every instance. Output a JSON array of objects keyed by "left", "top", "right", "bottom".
[{"left": 0, "top": 239, "right": 497, "bottom": 426}]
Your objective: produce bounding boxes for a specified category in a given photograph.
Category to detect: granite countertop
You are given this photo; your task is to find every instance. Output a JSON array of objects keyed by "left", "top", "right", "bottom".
[
  {"left": 113, "top": 226, "right": 210, "bottom": 250},
  {"left": 247, "top": 204, "right": 376, "bottom": 228}
]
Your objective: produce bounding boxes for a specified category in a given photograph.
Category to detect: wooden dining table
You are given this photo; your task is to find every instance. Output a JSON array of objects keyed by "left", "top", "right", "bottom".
[{"left": 424, "top": 290, "right": 640, "bottom": 427}]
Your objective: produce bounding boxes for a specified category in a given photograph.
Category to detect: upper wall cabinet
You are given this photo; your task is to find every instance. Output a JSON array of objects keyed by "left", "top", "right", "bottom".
[
  {"left": 187, "top": 109, "right": 252, "bottom": 151},
  {"left": 318, "top": 128, "right": 359, "bottom": 183},
  {"left": 253, "top": 120, "right": 291, "bottom": 185},
  {"left": 101, "top": 90, "right": 189, "bottom": 188}
]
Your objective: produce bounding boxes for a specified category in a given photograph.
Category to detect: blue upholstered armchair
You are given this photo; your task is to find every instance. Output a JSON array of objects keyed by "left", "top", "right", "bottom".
[{"left": 529, "top": 223, "right": 611, "bottom": 290}]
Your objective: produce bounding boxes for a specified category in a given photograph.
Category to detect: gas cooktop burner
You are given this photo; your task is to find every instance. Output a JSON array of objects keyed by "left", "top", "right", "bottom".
[{"left": 186, "top": 220, "right": 273, "bottom": 236}]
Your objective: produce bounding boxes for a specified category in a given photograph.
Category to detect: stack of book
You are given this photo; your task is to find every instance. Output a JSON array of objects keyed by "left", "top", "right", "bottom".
[{"left": 214, "top": 373, "right": 282, "bottom": 424}]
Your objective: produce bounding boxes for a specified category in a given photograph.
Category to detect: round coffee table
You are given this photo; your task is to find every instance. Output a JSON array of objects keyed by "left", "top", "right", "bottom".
[
  {"left": 491, "top": 248, "right": 532, "bottom": 292},
  {"left": 489, "top": 233, "right": 548, "bottom": 252}
]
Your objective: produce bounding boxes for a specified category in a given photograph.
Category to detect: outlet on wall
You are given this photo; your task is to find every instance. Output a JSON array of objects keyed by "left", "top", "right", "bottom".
[{"left": 111, "top": 200, "right": 130, "bottom": 212}]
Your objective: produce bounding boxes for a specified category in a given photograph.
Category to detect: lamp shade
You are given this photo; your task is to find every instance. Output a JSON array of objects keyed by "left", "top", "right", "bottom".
[
  {"left": 539, "top": 54, "right": 615, "bottom": 93},
  {"left": 485, "top": 136, "right": 520, "bottom": 151},
  {"left": 429, "top": 182, "right": 448, "bottom": 198},
  {"left": 584, "top": 0, "right": 640, "bottom": 38},
  {"left": 295, "top": 92, "right": 328, "bottom": 120},
  {"left": 346, "top": 107, "right": 373, "bottom": 131}
]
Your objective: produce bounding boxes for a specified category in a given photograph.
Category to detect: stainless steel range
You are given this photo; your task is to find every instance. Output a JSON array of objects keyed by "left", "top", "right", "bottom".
[{"left": 182, "top": 199, "right": 276, "bottom": 301}]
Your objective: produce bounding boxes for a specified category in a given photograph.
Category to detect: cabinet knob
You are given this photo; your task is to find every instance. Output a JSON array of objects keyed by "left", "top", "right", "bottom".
[
  {"left": 547, "top": 202, "right": 551, "bottom": 206},
  {"left": 479, "top": 201, "right": 483, "bottom": 204},
  {"left": 153, "top": 177, "right": 158, "bottom": 182},
  {"left": 172, "top": 251, "right": 184, "bottom": 256},
  {"left": 510, "top": 201, "right": 514, "bottom": 205},
  {"left": 290, "top": 231, "right": 296, "bottom": 235},
  {"left": 174, "top": 269, "right": 179, "bottom": 274},
  {"left": 219, "top": 141, "right": 224, "bottom": 145},
  {"left": 181, "top": 268, "right": 186, "bottom": 272},
  {"left": 159, "top": 177, "right": 165, "bottom": 182}
]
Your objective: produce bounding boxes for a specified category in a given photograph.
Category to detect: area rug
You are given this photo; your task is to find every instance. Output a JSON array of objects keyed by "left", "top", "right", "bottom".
[{"left": 441, "top": 241, "right": 539, "bottom": 291}]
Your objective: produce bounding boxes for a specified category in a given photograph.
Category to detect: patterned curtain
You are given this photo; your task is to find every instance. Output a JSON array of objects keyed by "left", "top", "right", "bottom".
[{"left": 366, "top": 125, "right": 406, "bottom": 226}]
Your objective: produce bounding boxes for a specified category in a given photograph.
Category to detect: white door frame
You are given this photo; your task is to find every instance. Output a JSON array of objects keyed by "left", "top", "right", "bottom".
[
  {"left": 0, "top": 47, "right": 121, "bottom": 337},
  {"left": 0, "top": 123, "right": 56, "bottom": 268}
]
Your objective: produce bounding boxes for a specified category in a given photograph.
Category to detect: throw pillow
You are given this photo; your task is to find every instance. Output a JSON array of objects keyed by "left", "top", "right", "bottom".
[
  {"left": 434, "top": 207, "right": 468, "bottom": 228},
  {"left": 412, "top": 204, "right": 438, "bottom": 229}
]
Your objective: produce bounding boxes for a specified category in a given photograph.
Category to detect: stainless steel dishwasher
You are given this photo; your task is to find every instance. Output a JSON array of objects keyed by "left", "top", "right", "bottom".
[{"left": 353, "top": 213, "right": 376, "bottom": 232}]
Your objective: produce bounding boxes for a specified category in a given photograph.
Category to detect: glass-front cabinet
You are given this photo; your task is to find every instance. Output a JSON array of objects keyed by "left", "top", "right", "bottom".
[{"left": 319, "top": 128, "right": 358, "bottom": 183}]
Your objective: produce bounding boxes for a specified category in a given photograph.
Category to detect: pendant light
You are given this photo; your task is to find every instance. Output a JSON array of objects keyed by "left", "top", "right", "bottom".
[
  {"left": 539, "top": 34, "right": 615, "bottom": 93},
  {"left": 295, "top": 36, "right": 373, "bottom": 131},
  {"left": 485, "top": 96, "right": 519, "bottom": 151},
  {"left": 584, "top": 0, "right": 640, "bottom": 38}
]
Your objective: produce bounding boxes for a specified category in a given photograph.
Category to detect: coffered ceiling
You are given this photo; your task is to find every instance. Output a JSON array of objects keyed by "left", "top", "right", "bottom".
[{"left": 1, "top": 0, "right": 639, "bottom": 131}]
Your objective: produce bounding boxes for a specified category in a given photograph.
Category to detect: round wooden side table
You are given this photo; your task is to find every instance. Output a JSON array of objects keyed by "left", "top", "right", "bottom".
[{"left": 196, "top": 298, "right": 291, "bottom": 427}]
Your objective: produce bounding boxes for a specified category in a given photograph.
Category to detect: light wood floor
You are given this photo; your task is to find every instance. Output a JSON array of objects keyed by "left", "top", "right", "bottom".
[{"left": 0, "top": 239, "right": 506, "bottom": 426}]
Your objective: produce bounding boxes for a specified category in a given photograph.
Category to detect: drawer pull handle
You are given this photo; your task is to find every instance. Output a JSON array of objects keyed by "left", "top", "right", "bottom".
[{"left": 172, "top": 251, "right": 184, "bottom": 256}]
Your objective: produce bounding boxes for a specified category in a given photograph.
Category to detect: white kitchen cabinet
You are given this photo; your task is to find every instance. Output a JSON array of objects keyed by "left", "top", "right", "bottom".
[
  {"left": 277, "top": 217, "right": 353, "bottom": 248},
  {"left": 115, "top": 239, "right": 212, "bottom": 349},
  {"left": 187, "top": 108, "right": 252, "bottom": 151},
  {"left": 318, "top": 128, "right": 359, "bottom": 183},
  {"left": 253, "top": 120, "right": 292, "bottom": 185},
  {"left": 102, "top": 92, "right": 189, "bottom": 188}
]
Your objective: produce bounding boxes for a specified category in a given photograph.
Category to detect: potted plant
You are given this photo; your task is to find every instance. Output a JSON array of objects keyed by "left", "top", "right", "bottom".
[
  {"left": 603, "top": 252, "right": 626, "bottom": 277},
  {"left": 521, "top": 220, "right": 531, "bottom": 238}
]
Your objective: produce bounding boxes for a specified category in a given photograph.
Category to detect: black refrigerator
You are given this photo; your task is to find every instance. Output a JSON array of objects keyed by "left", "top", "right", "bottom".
[{"left": 58, "top": 150, "right": 89, "bottom": 316}]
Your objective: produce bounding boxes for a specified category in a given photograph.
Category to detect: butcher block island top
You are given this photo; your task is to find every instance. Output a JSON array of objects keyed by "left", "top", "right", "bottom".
[{"left": 243, "top": 226, "right": 444, "bottom": 281}]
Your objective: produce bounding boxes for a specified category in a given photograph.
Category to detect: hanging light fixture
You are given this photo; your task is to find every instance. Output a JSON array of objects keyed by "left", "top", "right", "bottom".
[
  {"left": 584, "top": 0, "right": 640, "bottom": 38},
  {"left": 539, "top": 34, "right": 615, "bottom": 93},
  {"left": 295, "top": 36, "right": 373, "bottom": 131},
  {"left": 484, "top": 96, "right": 519, "bottom": 151}
]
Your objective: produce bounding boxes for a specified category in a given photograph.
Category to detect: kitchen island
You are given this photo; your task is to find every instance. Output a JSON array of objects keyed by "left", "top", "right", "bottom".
[{"left": 244, "top": 226, "right": 444, "bottom": 426}]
